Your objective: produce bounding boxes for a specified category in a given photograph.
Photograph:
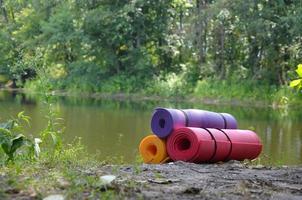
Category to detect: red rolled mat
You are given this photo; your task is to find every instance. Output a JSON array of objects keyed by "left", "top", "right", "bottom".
[
  {"left": 166, "top": 127, "right": 215, "bottom": 163},
  {"left": 205, "top": 128, "right": 231, "bottom": 163},
  {"left": 167, "top": 127, "right": 262, "bottom": 163},
  {"left": 220, "top": 129, "right": 262, "bottom": 161}
]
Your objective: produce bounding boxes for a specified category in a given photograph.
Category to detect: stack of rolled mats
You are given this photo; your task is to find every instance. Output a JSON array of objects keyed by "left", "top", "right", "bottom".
[{"left": 139, "top": 108, "right": 262, "bottom": 164}]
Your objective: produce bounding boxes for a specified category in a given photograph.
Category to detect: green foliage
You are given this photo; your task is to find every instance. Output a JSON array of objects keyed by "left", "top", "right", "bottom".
[
  {"left": 40, "top": 103, "right": 64, "bottom": 155},
  {"left": 194, "top": 78, "right": 276, "bottom": 102},
  {"left": 145, "top": 72, "right": 191, "bottom": 97},
  {"left": 290, "top": 64, "right": 302, "bottom": 91},
  {"left": 0, "top": 0, "right": 302, "bottom": 101},
  {"left": 0, "top": 112, "right": 38, "bottom": 162},
  {"left": 0, "top": 95, "right": 66, "bottom": 163}
]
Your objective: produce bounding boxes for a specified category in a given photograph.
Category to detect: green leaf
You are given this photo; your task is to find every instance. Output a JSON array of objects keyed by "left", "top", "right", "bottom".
[
  {"left": 18, "top": 111, "right": 31, "bottom": 126},
  {"left": 10, "top": 134, "right": 25, "bottom": 155},
  {"left": 0, "top": 127, "right": 11, "bottom": 137},
  {"left": 1, "top": 141, "right": 12, "bottom": 155},
  {"left": 50, "top": 132, "right": 57, "bottom": 145},
  {"left": 296, "top": 64, "right": 302, "bottom": 78},
  {"left": 17, "top": 111, "right": 25, "bottom": 119},
  {"left": 0, "top": 128, "right": 12, "bottom": 145},
  {"left": 290, "top": 79, "right": 302, "bottom": 88},
  {"left": 0, "top": 120, "right": 15, "bottom": 130}
]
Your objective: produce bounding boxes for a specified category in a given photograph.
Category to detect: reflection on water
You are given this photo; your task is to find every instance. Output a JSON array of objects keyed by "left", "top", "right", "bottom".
[{"left": 0, "top": 90, "right": 301, "bottom": 165}]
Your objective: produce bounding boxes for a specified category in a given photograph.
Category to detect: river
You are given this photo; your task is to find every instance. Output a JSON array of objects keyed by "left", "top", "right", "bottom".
[{"left": 0, "top": 90, "right": 301, "bottom": 165}]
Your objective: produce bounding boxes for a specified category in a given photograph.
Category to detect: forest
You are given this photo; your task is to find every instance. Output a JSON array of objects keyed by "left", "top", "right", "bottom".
[
  {"left": 1, "top": 1, "right": 302, "bottom": 199},
  {"left": 0, "top": 0, "right": 302, "bottom": 102}
]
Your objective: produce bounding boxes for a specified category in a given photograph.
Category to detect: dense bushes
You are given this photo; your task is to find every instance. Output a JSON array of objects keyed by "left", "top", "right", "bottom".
[{"left": 0, "top": 0, "right": 301, "bottom": 102}]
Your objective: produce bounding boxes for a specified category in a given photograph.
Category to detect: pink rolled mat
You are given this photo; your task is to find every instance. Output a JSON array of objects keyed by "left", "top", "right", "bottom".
[{"left": 167, "top": 127, "right": 262, "bottom": 163}]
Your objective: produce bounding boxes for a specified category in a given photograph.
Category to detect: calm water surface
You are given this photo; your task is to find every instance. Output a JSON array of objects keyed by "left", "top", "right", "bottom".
[{"left": 0, "top": 91, "right": 301, "bottom": 165}]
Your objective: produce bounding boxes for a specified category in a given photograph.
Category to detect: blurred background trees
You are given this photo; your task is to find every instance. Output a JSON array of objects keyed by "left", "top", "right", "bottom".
[{"left": 0, "top": 0, "right": 301, "bottom": 95}]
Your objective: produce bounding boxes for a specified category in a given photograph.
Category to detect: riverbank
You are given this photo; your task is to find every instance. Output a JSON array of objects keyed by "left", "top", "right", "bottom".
[
  {"left": 0, "top": 88, "right": 301, "bottom": 199},
  {"left": 1, "top": 161, "right": 301, "bottom": 199},
  {"left": 23, "top": 75, "right": 302, "bottom": 108},
  {"left": 1, "top": 86, "right": 301, "bottom": 109}
]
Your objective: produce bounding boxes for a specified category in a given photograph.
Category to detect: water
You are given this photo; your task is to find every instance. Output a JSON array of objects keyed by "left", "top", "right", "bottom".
[{"left": 0, "top": 90, "right": 301, "bottom": 166}]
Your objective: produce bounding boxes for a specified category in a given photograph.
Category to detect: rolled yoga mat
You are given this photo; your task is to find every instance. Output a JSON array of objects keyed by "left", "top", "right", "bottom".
[
  {"left": 166, "top": 127, "right": 216, "bottom": 163},
  {"left": 151, "top": 108, "right": 237, "bottom": 138},
  {"left": 139, "top": 135, "right": 169, "bottom": 164},
  {"left": 166, "top": 127, "right": 262, "bottom": 163},
  {"left": 221, "top": 129, "right": 263, "bottom": 161}
]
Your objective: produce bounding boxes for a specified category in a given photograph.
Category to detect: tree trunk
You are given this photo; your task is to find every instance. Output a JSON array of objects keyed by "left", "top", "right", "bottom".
[
  {"left": 9, "top": 5, "right": 14, "bottom": 22},
  {"left": 179, "top": 7, "right": 183, "bottom": 63},
  {"left": 218, "top": 24, "right": 225, "bottom": 79},
  {"left": 0, "top": 0, "right": 9, "bottom": 23},
  {"left": 247, "top": 37, "right": 262, "bottom": 80},
  {"left": 195, "top": 0, "right": 208, "bottom": 64}
]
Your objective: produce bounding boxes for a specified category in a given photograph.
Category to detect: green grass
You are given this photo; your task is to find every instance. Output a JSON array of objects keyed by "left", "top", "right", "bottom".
[
  {"left": 24, "top": 74, "right": 302, "bottom": 107},
  {"left": 0, "top": 140, "right": 121, "bottom": 199},
  {"left": 193, "top": 79, "right": 275, "bottom": 102},
  {"left": 0, "top": 103, "right": 139, "bottom": 199},
  {"left": 0, "top": 111, "right": 144, "bottom": 199},
  {"left": 193, "top": 79, "right": 302, "bottom": 107}
]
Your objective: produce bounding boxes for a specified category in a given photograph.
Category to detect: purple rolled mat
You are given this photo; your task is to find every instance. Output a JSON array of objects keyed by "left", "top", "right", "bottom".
[
  {"left": 220, "top": 113, "right": 237, "bottom": 129},
  {"left": 151, "top": 108, "right": 238, "bottom": 138}
]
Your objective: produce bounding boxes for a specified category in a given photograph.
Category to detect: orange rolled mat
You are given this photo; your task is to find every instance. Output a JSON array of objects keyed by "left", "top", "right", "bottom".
[{"left": 139, "top": 135, "right": 169, "bottom": 164}]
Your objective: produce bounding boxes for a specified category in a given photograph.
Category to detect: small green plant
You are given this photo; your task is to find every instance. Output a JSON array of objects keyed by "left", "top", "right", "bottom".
[
  {"left": 40, "top": 103, "right": 65, "bottom": 154},
  {"left": 290, "top": 64, "right": 302, "bottom": 91},
  {"left": 0, "top": 112, "right": 40, "bottom": 163}
]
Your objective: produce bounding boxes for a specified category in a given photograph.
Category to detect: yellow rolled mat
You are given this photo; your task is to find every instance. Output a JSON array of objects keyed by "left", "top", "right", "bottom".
[{"left": 139, "top": 135, "right": 169, "bottom": 164}]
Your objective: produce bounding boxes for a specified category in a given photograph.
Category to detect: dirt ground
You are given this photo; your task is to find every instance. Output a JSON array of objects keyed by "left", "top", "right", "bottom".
[
  {"left": 1, "top": 161, "right": 302, "bottom": 199},
  {"left": 101, "top": 161, "right": 302, "bottom": 200}
]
